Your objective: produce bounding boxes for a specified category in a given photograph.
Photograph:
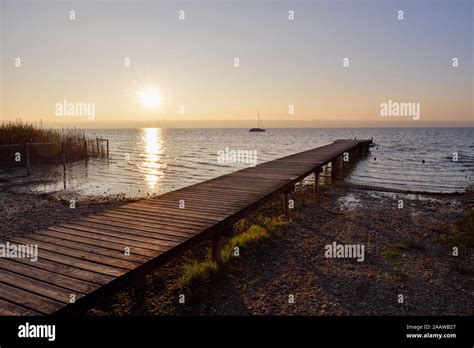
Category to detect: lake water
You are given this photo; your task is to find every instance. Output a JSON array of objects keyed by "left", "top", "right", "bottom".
[{"left": 2, "top": 128, "right": 473, "bottom": 197}]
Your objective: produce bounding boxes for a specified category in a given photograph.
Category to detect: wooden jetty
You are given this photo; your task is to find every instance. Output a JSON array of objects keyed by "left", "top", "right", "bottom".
[{"left": 0, "top": 139, "right": 371, "bottom": 315}]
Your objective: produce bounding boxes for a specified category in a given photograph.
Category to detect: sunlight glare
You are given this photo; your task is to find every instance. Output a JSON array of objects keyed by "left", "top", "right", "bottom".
[{"left": 138, "top": 88, "right": 161, "bottom": 109}]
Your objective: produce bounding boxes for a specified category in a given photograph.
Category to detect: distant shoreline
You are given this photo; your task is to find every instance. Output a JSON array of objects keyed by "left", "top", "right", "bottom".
[{"left": 20, "top": 125, "right": 474, "bottom": 130}]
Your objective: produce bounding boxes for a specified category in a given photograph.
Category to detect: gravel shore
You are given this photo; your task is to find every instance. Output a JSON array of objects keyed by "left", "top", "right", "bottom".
[
  {"left": 0, "top": 190, "right": 136, "bottom": 242},
  {"left": 1, "top": 174, "right": 472, "bottom": 316},
  {"left": 73, "top": 184, "right": 473, "bottom": 316}
]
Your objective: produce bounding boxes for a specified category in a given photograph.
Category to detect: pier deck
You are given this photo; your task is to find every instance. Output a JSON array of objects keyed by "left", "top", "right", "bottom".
[{"left": 0, "top": 139, "right": 371, "bottom": 315}]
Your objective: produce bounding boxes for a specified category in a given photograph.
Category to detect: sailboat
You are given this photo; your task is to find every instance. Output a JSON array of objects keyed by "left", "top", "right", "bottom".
[{"left": 249, "top": 109, "right": 265, "bottom": 132}]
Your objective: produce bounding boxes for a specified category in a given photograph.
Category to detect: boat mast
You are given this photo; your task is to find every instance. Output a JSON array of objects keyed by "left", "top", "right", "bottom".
[{"left": 257, "top": 109, "right": 264, "bottom": 129}]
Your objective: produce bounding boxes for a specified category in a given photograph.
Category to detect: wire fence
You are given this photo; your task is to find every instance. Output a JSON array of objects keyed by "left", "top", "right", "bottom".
[{"left": 0, "top": 138, "right": 109, "bottom": 174}]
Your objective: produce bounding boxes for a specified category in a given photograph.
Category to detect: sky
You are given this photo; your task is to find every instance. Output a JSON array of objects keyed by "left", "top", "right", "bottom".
[{"left": 0, "top": 0, "right": 473, "bottom": 128}]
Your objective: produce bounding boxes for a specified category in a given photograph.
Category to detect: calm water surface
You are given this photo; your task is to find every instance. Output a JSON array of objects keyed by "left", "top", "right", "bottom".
[{"left": 3, "top": 128, "right": 473, "bottom": 196}]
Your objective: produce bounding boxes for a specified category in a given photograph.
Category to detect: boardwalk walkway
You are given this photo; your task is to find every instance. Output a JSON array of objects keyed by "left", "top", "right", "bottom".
[{"left": 0, "top": 139, "right": 371, "bottom": 315}]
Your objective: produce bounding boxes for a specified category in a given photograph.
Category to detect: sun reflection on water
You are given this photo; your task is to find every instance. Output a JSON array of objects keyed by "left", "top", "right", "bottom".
[{"left": 141, "top": 128, "right": 164, "bottom": 190}]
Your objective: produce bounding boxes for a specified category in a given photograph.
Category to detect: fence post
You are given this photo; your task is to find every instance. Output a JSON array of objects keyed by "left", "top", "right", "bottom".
[
  {"left": 62, "top": 142, "right": 67, "bottom": 189},
  {"left": 96, "top": 138, "right": 99, "bottom": 156},
  {"left": 331, "top": 161, "right": 336, "bottom": 178},
  {"left": 106, "top": 139, "right": 109, "bottom": 159},
  {"left": 25, "top": 144, "right": 31, "bottom": 175},
  {"left": 314, "top": 168, "right": 322, "bottom": 194},
  {"left": 62, "top": 142, "right": 66, "bottom": 172},
  {"left": 84, "top": 140, "right": 88, "bottom": 162}
]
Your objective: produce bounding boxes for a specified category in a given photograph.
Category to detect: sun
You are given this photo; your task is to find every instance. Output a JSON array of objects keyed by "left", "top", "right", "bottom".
[{"left": 138, "top": 88, "right": 161, "bottom": 109}]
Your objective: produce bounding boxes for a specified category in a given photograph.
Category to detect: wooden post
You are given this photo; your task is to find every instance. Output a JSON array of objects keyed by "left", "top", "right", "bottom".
[
  {"left": 212, "top": 234, "right": 223, "bottom": 264},
  {"left": 314, "top": 168, "right": 322, "bottom": 194},
  {"left": 61, "top": 142, "right": 67, "bottom": 189},
  {"left": 106, "top": 139, "right": 109, "bottom": 159},
  {"left": 96, "top": 138, "right": 100, "bottom": 157},
  {"left": 283, "top": 191, "right": 290, "bottom": 215},
  {"left": 61, "top": 142, "right": 66, "bottom": 172},
  {"left": 84, "top": 140, "right": 88, "bottom": 162},
  {"left": 223, "top": 223, "right": 234, "bottom": 237},
  {"left": 25, "top": 144, "right": 31, "bottom": 175}
]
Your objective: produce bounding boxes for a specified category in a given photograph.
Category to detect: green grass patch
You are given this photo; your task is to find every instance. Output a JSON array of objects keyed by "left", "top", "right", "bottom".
[
  {"left": 382, "top": 241, "right": 425, "bottom": 259},
  {"left": 222, "top": 224, "right": 271, "bottom": 263},
  {"left": 178, "top": 260, "right": 220, "bottom": 297},
  {"left": 178, "top": 216, "right": 291, "bottom": 298},
  {"left": 382, "top": 241, "right": 424, "bottom": 263},
  {"left": 233, "top": 218, "right": 250, "bottom": 233},
  {"left": 382, "top": 241, "right": 424, "bottom": 283},
  {"left": 258, "top": 215, "right": 290, "bottom": 234},
  {"left": 222, "top": 216, "right": 289, "bottom": 262}
]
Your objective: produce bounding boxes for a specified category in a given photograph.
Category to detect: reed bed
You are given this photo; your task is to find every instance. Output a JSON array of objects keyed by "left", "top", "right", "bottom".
[
  {"left": 0, "top": 120, "right": 106, "bottom": 168},
  {"left": 0, "top": 120, "right": 87, "bottom": 145}
]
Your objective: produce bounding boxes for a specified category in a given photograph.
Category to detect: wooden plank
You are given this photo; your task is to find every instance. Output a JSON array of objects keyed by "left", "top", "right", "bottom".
[
  {"left": 0, "top": 269, "right": 81, "bottom": 304},
  {"left": 117, "top": 205, "right": 225, "bottom": 223},
  {"left": 150, "top": 189, "right": 260, "bottom": 202},
  {"left": 0, "top": 282, "right": 64, "bottom": 315},
  {"left": 149, "top": 191, "right": 261, "bottom": 206},
  {"left": 99, "top": 210, "right": 215, "bottom": 231},
  {"left": 138, "top": 198, "right": 247, "bottom": 212},
  {"left": 51, "top": 224, "right": 175, "bottom": 250},
  {"left": 128, "top": 202, "right": 238, "bottom": 219},
  {"left": 132, "top": 199, "right": 238, "bottom": 212},
  {"left": 164, "top": 191, "right": 264, "bottom": 203},
  {"left": 32, "top": 248, "right": 128, "bottom": 277},
  {"left": 0, "top": 258, "right": 99, "bottom": 294},
  {"left": 83, "top": 215, "right": 197, "bottom": 240},
  {"left": 55, "top": 220, "right": 180, "bottom": 250},
  {"left": 9, "top": 254, "right": 114, "bottom": 285},
  {"left": 192, "top": 178, "right": 278, "bottom": 189},
  {"left": 23, "top": 232, "right": 150, "bottom": 263},
  {"left": 81, "top": 215, "right": 196, "bottom": 237},
  {"left": 0, "top": 299, "right": 41, "bottom": 316},
  {"left": 38, "top": 228, "right": 159, "bottom": 258},
  {"left": 98, "top": 211, "right": 216, "bottom": 234},
  {"left": 13, "top": 237, "right": 140, "bottom": 270},
  {"left": 73, "top": 218, "right": 190, "bottom": 243}
]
